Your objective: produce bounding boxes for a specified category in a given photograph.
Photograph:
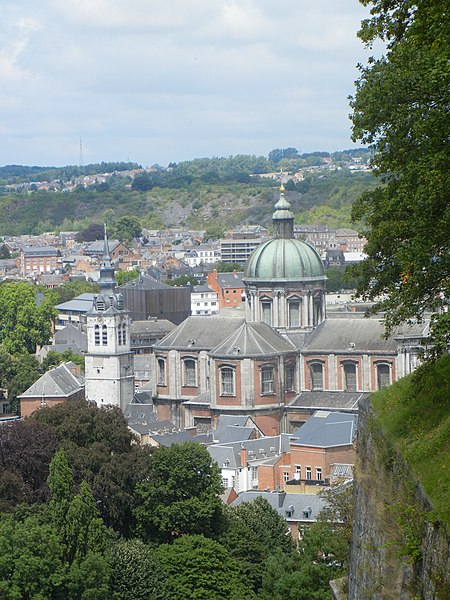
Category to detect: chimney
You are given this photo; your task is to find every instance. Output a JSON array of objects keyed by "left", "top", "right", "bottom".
[
  {"left": 213, "top": 269, "right": 218, "bottom": 279},
  {"left": 278, "top": 490, "right": 286, "bottom": 508},
  {"left": 240, "top": 446, "right": 247, "bottom": 467}
]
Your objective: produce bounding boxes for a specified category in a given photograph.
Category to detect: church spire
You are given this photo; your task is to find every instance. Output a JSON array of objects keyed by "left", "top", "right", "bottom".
[
  {"left": 98, "top": 225, "right": 116, "bottom": 297},
  {"left": 272, "top": 184, "right": 294, "bottom": 239}
]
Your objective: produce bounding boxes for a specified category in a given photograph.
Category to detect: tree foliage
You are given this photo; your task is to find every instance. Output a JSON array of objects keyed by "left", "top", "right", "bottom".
[
  {"left": 0, "top": 282, "right": 56, "bottom": 353},
  {"left": 349, "top": 0, "right": 450, "bottom": 354},
  {"left": 158, "top": 534, "right": 256, "bottom": 600},
  {"left": 108, "top": 539, "right": 167, "bottom": 600},
  {"left": 134, "top": 441, "right": 223, "bottom": 543}
]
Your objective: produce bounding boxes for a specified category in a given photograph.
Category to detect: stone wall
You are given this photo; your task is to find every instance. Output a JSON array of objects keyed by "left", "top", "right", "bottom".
[{"left": 348, "top": 397, "right": 450, "bottom": 599}]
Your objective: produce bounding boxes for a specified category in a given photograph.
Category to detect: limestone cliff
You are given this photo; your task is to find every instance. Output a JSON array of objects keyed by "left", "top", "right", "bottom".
[{"left": 348, "top": 397, "right": 450, "bottom": 599}]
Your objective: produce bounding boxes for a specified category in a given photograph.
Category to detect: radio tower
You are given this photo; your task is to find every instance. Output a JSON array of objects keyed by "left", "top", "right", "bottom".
[{"left": 79, "top": 137, "right": 84, "bottom": 167}]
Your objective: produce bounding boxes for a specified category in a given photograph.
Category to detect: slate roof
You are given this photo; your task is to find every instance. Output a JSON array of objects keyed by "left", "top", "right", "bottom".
[
  {"left": 56, "top": 293, "right": 96, "bottom": 313},
  {"left": 208, "top": 434, "right": 291, "bottom": 470},
  {"left": 54, "top": 323, "right": 87, "bottom": 351},
  {"left": 289, "top": 391, "right": 364, "bottom": 412},
  {"left": 302, "top": 318, "right": 398, "bottom": 353},
  {"left": 19, "top": 362, "right": 84, "bottom": 398},
  {"left": 210, "top": 321, "right": 296, "bottom": 358},
  {"left": 291, "top": 411, "right": 357, "bottom": 448},
  {"left": 123, "top": 403, "right": 156, "bottom": 425},
  {"left": 213, "top": 272, "right": 244, "bottom": 288},
  {"left": 151, "top": 430, "right": 195, "bottom": 447},
  {"left": 213, "top": 415, "right": 261, "bottom": 443},
  {"left": 231, "top": 491, "right": 326, "bottom": 524},
  {"left": 131, "top": 319, "right": 176, "bottom": 335},
  {"left": 154, "top": 316, "right": 245, "bottom": 351},
  {"left": 120, "top": 274, "right": 172, "bottom": 291}
]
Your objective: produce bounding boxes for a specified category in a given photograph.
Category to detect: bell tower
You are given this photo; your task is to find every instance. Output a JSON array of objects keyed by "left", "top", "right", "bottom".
[{"left": 84, "top": 229, "right": 134, "bottom": 410}]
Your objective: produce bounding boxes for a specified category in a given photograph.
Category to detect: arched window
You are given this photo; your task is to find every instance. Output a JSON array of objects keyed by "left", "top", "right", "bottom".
[
  {"left": 261, "top": 301, "right": 272, "bottom": 326},
  {"left": 157, "top": 358, "right": 166, "bottom": 386},
  {"left": 343, "top": 362, "right": 357, "bottom": 391},
  {"left": 376, "top": 363, "right": 391, "bottom": 389},
  {"left": 102, "top": 324, "right": 108, "bottom": 345},
  {"left": 261, "top": 365, "right": 275, "bottom": 394},
  {"left": 94, "top": 324, "right": 100, "bottom": 346},
  {"left": 220, "top": 366, "right": 235, "bottom": 396},
  {"left": 121, "top": 324, "right": 127, "bottom": 346},
  {"left": 183, "top": 358, "right": 197, "bottom": 387},
  {"left": 309, "top": 362, "right": 324, "bottom": 390},
  {"left": 288, "top": 300, "right": 301, "bottom": 328}
]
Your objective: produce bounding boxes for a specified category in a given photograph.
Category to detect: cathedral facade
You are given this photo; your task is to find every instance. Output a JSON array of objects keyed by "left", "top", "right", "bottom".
[{"left": 151, "top": 188, "right": 426, "bottom": 435}]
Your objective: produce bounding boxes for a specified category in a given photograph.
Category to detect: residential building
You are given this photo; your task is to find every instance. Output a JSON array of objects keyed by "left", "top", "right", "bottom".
[
  {"left": 191, "top": 284, "right": 219, "bottom": 315},
  {"left": 19, "top": 246, "right": 58, "bottom": 276},
  {"left": 207, "top": 270, "right": 246, "bottom": 308}
]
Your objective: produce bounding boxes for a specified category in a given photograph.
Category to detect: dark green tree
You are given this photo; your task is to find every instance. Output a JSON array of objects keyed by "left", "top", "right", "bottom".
[
  {"left": 108, "top": 539, "right": 167, "bottom": 600},
  {"left": 228, "top": 496, "right": 295, "bottom": 556},
  {"left": 158, "top": 534, "right": 256, "bottom": 600},
  {"left": 76, "top": 223, "right": 105, "bottom": 242},
  {"left": 134, "top": 441, "right": 223, "bottom": 543},
  {"left": 42, "top": 349, "right": 85, "bottom": 372},
  {"left": 349, "top": 0, "right": 450, "bottom": 355},
  {"left": 112, "top": 215, "right": 142, "bottom": 243}
]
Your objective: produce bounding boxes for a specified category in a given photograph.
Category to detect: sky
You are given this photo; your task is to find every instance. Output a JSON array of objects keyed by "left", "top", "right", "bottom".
[{"left": 0, "top": 1, "right": 376, "bottom": 168}]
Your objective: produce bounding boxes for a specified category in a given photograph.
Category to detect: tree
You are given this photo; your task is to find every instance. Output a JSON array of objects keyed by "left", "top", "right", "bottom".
[
  {"left": 228, "top": 496, "right": 295, "bottom": 556},
  {"left": 0, "top": 244, "right": 11, "bottom": 259},
  {"left": 349, "top": 0, "right": 450, "bottom": 355},
  {"left": 0, "top": 514, "right": 66, "bottom": 599},
  {"left": 53, "top": 280, "right": 99, "bottom": 304},
  {"left": 108, "top": 539, "right": 167, "bottom": 600},
  {"left": 115, "top": 267, "right": 141, "bottom": 286},
  {"left": 134, "top": 441, "right": 224, "bottom": 543},
  {"left": 0, "top": 282, "right": 56, "bottom": 353},
  {"left": 112, "top": 215, "right": 142, "bottom": 243},
  {"left": 158, "top": 535, "right": 256, "bottom": 600},
  {"left": 0, "top": 419, "right": 59, "bottom": 510},
  {"left": 42, "top": 349, "right": 85, "bottom": 372},
  {"left": 76, "top": 223, "right": 105, "bottom": 242}
]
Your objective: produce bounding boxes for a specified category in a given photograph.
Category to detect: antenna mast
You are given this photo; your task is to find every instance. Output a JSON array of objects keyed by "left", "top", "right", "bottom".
[{"left": 79, "top": 137, "right": 84, "bottom": 167}]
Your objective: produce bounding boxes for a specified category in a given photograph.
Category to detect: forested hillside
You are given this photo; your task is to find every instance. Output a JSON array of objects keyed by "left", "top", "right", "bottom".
[{"left": 0, "top": 151, "right": 374, "bottom": 235}]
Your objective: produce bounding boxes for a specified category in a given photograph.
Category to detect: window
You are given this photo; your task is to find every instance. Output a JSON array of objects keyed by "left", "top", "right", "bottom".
[
  {"left": 94, "top": 325, "right": 100, "bottom": 346},
  {"left": 285, "top": 365, "right": 295, "bottom": 391},
  {"left": 261, "top": 366, "right": 275, "bottom": 394},
  {"left": 283, "top": 471, "right": 290, "bottom": 482},
  {"left": 157, "top": 358, "right": 166, "bottom": 386},
  {"left": 295, "top": 465, "right": 301, "bottom": 479},
  {"left": 288, "top": 301, "right": 301, "bottom": 328},
  {"left": 343, "top": 362, "right": 357, "bottom": 391},
  {"left": 306, "top": 466, "right": 312, "bottom": 480},
  {"left": 261, "top": 301, "right": 272, "bottom": 326},
  {"left": 309, "top": 362, "right": 324, "bottom": 390},
  {"left": 220, "top": 366, "right": 235, "bottom": 396},
  {"left": 222, "top": 477, "right": 229, "bottom": 488},
  {"left": 102, "top": 324, "right": 108, "bottom": 345},
  {"left": 183, "top": 358, "right": 197, "bottom": 387},
  {"left": 121, "top": 324, "right": 126, "bottom": 345},
  {"left": 377, "top": 363, "right": 391, "bottom": 389},
  {"left": 316, "top": 467, "right": 322, "bottom": 481}
]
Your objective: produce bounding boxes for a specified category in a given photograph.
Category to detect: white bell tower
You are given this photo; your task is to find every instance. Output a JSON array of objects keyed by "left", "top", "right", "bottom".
[{"left": 84, "top": 229, "right": 134, "bottom": 410}]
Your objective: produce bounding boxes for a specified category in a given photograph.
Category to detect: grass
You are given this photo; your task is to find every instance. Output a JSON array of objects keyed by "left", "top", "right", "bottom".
[{"left": 371, "top": 354, "right": 450, "bottom": 528}]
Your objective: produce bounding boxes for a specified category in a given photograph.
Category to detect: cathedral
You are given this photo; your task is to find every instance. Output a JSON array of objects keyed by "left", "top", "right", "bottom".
[{"left": 148, "top": 187, "right": 427, "bottom": 435}]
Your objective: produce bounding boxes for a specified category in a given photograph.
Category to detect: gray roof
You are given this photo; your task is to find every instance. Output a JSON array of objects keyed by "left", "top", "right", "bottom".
[
  {"left": 56, "top": 293, "right": 96, "bottom": 313},
  {"left": 19, "top": 362, "right": 84, "bottom": 398},
  {"left": 151, "top": 430, "right": 195, "bottom": 447},
  {"left": 154, "top": 316, "right": 245, "bottom": 351},
  {"left": 208, "top": 434, "right": 291, "bottom": 470},
  {"left": 231, "top": 491, "right": 326, "bottom": 523},
  {"left": 120, "top": 274, "right": 172, "bottom": 291},
  {"left": 213, "top": 272, "right": 244, "bottom": 288},
  {"left": 302, "top": 318, "right": 398, "bottom": 353},
  {"left": 124, "top": 403, "right": 156, "bottom": 425},
  {"left": 22, "top": 246, "right": 58, "bottom": 256},
  {"left": 210, "top": 321, "right": 296, "bottom": 358},
  {"left": 291, "top": 411, "right": 357, "bottom": 448},
  {"left": 131, "top": 319, "right": 176, "bottom": 335},
  {"left": 54, "top": 323, "right": 87, "bottom": 351},
  {"left": 213, "top": 415, "right": 260, "bottom": 443},
  {"left": 289, "top": 391, "right": 364, "bottom": 412}
]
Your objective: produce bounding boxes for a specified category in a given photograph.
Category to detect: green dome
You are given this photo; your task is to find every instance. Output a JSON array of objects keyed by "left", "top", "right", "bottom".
[{"left": 244, "top": 238, "right": 326, "bottom": 281}]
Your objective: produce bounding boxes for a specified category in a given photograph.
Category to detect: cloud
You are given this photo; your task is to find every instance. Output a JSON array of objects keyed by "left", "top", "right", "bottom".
[{"left": 0, "top": 0, "right": 372, "bottom": 166}]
